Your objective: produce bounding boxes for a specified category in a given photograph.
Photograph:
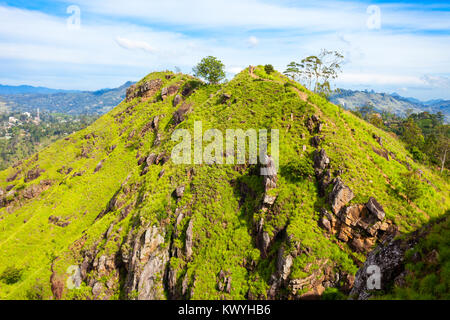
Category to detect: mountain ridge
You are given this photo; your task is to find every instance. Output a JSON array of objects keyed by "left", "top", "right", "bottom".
[
  {"left": 0, "top": 67, "right": 448, "bottom": 300},
  {"left": 330, "top": 89, "right": 450, "bottom": 122},
  {"left": 0, "top": 81, "right": 135, "bottom": 115}
]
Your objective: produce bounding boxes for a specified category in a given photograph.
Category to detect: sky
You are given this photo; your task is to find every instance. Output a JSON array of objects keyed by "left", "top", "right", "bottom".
[{"left": 0, "top": 0, "right": 449, "bottom": 100}]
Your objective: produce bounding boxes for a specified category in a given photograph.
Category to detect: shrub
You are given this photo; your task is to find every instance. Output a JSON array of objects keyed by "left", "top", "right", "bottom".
[
  {"left": 0, "top": 266, "right": 24, "bottom": 284},
  {"left": 399, "top": 171, "right": 423, "bottom": 203}
]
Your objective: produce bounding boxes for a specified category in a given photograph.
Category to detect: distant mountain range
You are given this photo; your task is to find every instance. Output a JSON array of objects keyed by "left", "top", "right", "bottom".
[
  {"left": 0, "top": 81, "right": 135, "bottom": 114},
  {"left": 330, "top": 89, "right": 450, "bottom": 122},
  {"left": 0, "top": 84, "right": 80, "bottom": 95},
  {"left": 1, "top": 83, "right": 449, "bottom": 121}
]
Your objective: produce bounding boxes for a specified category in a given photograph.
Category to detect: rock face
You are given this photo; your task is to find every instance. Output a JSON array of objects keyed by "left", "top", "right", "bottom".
[
  {"left": 329, "top": 177, "right": 354, "bottom": 214},
  {"left": 161, "top": 85, "right": 179, "bottom": 101},
  {"left": 123, "top": 225, "right": 170, "bottom": 300},
  {"left": 173, "top": 102, "right": 193, "bottom": 125},
  {"left": 305, "top": 115, "right": 322, "bottom": 134},
  {"left": 24, "top": 167, "right": 45, "bottom": 182},
  {"left": 173, "top": 94, "right": 182, "bottom": 107},
  {"left": 185, "top": 219, "right": 194, "bottom": 260},
  {"left": 320, "top": 197, "right": 393, "bottom": 253},
  {"left": 350, "top": 231, "right": 415, "bottom": 300},
  {"left": 314, "top": 149, "right": 330, "bottom": 172},
  {"left": 126, "top": 79, "right": 163, "bottom": 102},
  {"left": 256, "top": 155, "right": 278, "bottom": 257}
]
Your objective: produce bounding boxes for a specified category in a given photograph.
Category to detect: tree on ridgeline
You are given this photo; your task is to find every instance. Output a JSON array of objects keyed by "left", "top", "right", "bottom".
[
  {"left": 193, "top": 56, "right": 226, "bottom": 85},
  {"left": 284, "top": 49, "right": 344, "bottom": 97}
]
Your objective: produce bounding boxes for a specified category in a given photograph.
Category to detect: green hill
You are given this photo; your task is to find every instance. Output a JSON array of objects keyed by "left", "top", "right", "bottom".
[{"left": 0, "top": 67, "right": 448, "bottom": 300}]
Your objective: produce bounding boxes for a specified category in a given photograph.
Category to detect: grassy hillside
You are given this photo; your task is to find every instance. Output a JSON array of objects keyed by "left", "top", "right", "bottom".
[{"left": 0, "top": 67, "right": 448, "bottom": 300}]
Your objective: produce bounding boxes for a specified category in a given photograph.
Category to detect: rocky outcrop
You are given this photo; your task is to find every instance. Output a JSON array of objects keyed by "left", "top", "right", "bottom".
[
  {"left": 313, "top": 149, "right": 331, "bottom": 197},
  {"left": 173, "top": 102, "right": 193, "bottom": 126},
  {"left": 123, "top": 225, "right": 170, "bottom": 300},
  {"left": 320, "top": 197, "right": 394, "bottom": 253},
  {"left": 217, "top": 270, "right": 232, "bottom": 293},
  {"left": 173, "top": 94, "right": 182, "bottom": 107},
  {"left": 305, "top": 115, "right": 322, "bottom": 134},
  {"left": 185, "top": 219, "right": 194, "bottom": 260},
  {"left": 350, "top": 230, "right": 414, "bottom": 300},
  {"left": 328, "top": 177, "right": 354, "bottom": 214},
  {"left": 24, "top": 167, "right": 45, "bottom": 182},
  {"left": 126, "top": 79, "right": 163, "bottom": 102},
  {"left": 256, "top": 155, "right": 278, "bottom": 258},
  {"left": 161, "top": 85, "right": 179, "bottom": 100},
  {"left": 48, "top": 215, "right": 70, "bottom": 227},
  {"left": 313, "top": 149, "right": 330, "bottom": 173}
]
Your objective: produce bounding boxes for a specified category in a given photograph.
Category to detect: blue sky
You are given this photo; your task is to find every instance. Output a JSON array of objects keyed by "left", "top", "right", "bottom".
[{"left": 0, "top": 0, "right": 449, "bottom": 100}]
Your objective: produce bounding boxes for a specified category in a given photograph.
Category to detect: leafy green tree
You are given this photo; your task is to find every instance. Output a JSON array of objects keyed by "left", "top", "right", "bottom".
[
  {"left": 264, "top": 64, "right": 274, "bottom": 75},
  {"left": 284, "top": 49, "right": 344, "bottom": 97},
  {"left": 399, "top": 170, "right": 423, "bottom": 204},
  {"left": 283, "top": 62, "right": 300, "bottom": 80},
  {"left": 193, "top": 56, "right": 226, "bottom": 84},
  {"left": 402, "top": 118, "right": 424, "bottom": 148}
]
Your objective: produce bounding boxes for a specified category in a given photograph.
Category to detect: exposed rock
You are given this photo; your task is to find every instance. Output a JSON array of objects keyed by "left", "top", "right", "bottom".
[
  {"left": 366, "top": 197, "right": 386, "bottom": 221},
  {"left": 124, "top": 225, "right": 169, "bottom": 300},
  {"left": 185, "top": 219, "right": 194, "bottom": 260},
  {"left": 217, "top": 270, "right": 232, "bottom": 293},
  {"left": 173, "top": 102, "right": 193, "bottom": 125},
  {"left": 153, "top": 133, "right": 162, "bottom": 146},
  {"left": 372, "top": 134, "right": 383, "bottom": 147},
  {"left": 277, "top": 248, "right": 293, "bottom": 282},
  {"left": 350, "top": 232, "right": 416, "bottom": 300},
  {"left": 24, "top": 167, "right": 45, "bottom": 182},
  {"left": 372, "top": 146, "right": 390, "bottom": 161},
  {"left": 257, "top": 230, "right": 271, "bottom": 258},
  {"left": 329, "top": 177, "right": 354, "bottom": 214},
  {"left": 6, "top": 170, "right": 21, "bottom": 182},
  {"left": 305, "top": 115, "right": 322, "bottom": 134},
  {"left": 128, "top": 129, "right": 136, "bottom": 140},
  {"left": 94, "top": 159, "right": 105, "bottom": 173},
  {"left": 222, "top": 93, "right": 231, "bottom": 102},
  {"left": 161, "top": 85, "right": 179, "bottom": 100},
  {"left": 173, "top": 94, "right": 182, "bottom": 107},
  {"left": 23, "top": 180, "right": 52, "bottom": 200},
  {"left": 126, "top": 79, "right": 163, "bottom": 102},
  {"left": 48, "top": 215, "right": 70, "bottom": 227},
  {"left": 146, "top": 153, "right": 157, "bottom": 166},
  {"left": 175, "top": 185, "right": 185, "bottom": 199},
  {"left": 317, "top": 169, "right": 331, "bottom": 197},
  {"left": 156, "top": 153, "right": 170, "bottom": 165},
  {"left": 262, "top": 155, "right": 277, "bottom": 191},
  {"left": 313, "top": 149, "right": 330, "bottom": 172},
  {"left": 310, "top": 136, "right": 323, "bottom": 148},
  {"left": 263, "top": 194, "right": 277, "bottom": 206}
]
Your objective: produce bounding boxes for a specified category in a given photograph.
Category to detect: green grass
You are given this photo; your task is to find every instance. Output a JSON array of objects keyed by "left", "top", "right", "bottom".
[{"left": 0, "top": 67, "right": 448, "bottom": 299}]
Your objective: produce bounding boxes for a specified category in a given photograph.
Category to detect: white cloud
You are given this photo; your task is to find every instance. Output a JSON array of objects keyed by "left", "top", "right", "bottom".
[
  {"left": 339, "top": 73, "right": 425, "bottom": 86},
  {"left": 247, "top": 36, "right": 259, "bottom": 48},
  {"left": 116, "top": 37, "right": 156, "bottom": 53},
  {"left": 0, "top": 2, "right": 450, "bottom": 99},
  {"left": 226, "top": 66, "right": 245, "bottom": 74},
  {"left": 420, "top": 75, "right": 450, "bottom": 89}
]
